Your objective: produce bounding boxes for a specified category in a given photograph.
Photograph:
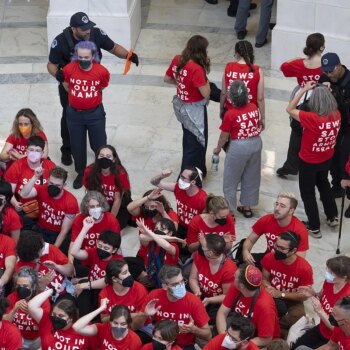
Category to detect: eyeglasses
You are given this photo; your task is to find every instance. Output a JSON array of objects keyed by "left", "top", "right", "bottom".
[
  {"left": 274, "top": 243, "right": 290, "bottom": 252},
  {"left": 167, "top": 279, "right": 186, "bottom": 288}
]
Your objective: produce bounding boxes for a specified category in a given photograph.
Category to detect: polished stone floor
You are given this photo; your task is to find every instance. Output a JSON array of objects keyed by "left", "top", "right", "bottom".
[{"left": 0, "top": 0, "right": 348, "bottom": 321}]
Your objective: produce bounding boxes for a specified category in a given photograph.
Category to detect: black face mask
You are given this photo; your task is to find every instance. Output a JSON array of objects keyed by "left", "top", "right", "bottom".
[
  {"left": 329, "top": 314, "right": 339, "bottom": 327},
  {"left": 144, "top": 208, "right": 158, "bottom": 218},
  {"left": 97, "top": 248, "right": 112, "bottom": 260},
  {"left": 97, "top": 157, "right": 113, "bottom": 170},
  {"left": 16, "top": 286, "right": 32, "bottom": 300},
  {"left": 215, "top": 218, "right": 227, "bottom": 226},
  {"left": 121, "top": 275, "right": 134, "bottom": 288},
  {"left": 154, "top": 229, "right": 166, "bottom": 236},
  {"left": 47, "top": 184, "right": 61, "bottom": 198},
  {"left": 0, "top": 198, "right": 4, "bottom": 207},
  {"left": 50, "top": 315, "right": 68, "bottom": 330},
  {"left": 198, "top": 245, "right": 205, "bottom": 257},
  {"left": 152, "top": 339, "right": 167, "bottom": 350},
  {"left": 274, "top": 250, "right": 288, "bottom": 260},
  {"left": 78, "top": 59, "right": 91, "bottom": 70}
]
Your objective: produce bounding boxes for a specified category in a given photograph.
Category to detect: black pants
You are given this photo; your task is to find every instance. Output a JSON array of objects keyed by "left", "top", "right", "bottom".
[
  {"left": 299, "top": 159, "right": 338, "bottom": 230},
  {"left": 58, "top": 84, "right": 70, "bottom": 155},
  {"left": 291, "top": 324, "right": 328, "bottom": 349},
  {"left": 228, "top": 0, "right": 239, "bottom": 14},
  {"left": 77, "top": 288, "right": 100, "bottom": 318}
]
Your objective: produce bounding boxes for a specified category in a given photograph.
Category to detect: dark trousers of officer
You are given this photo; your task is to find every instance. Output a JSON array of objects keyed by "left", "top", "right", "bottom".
[
  {"left": 66, "top": 104, "right": 107, "bottom": 175},
  {"left": 299, "top": 159, "right": 338, "bottom": 230},
  {"left": 291, "top": 324, "right": 328, "bottom": 349},
  {"left": 58, "top": 84, "right": 70, "bottom": 155}
]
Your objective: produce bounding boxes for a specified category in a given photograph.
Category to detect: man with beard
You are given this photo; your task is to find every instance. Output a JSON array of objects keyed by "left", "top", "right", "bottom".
[
  {"left": 242, "top": 192, "right": 309, "bottom": 268},
  {"left": 48, "top": 12, "right": 139, "bottom": 167}
]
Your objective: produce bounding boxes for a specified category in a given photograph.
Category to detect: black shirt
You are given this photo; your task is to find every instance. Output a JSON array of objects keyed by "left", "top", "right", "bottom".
[{"left": 48, "top": 27, "right": 115, "bottom": 68}]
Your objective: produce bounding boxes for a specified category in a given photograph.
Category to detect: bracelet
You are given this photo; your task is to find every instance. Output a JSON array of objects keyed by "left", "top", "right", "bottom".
[{"left": 89, "top": 281, "right": 92, "bottom": 290}]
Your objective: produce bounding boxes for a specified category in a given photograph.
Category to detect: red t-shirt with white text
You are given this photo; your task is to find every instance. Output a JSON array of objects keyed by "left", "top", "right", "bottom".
[
  {"left": 1, "top": 207, "right": 22, "bottom": 236},
  {"left": 0, "top": 319, "right": 22, "bottom": 350},
  {"left": 138, "top": 241, "right": 179, "bottom": 267},
  {"left": 203, "top": 333, "right": 259, "bottom": 350},
  {"left": 330, "top": 326, "right": 350, "bottom": 350},
  {"left": 134, "top": 210, "right": 179, "bottom": 233},
  {"left": 261, "top": 253, "right": 313, "bottom": 292},
  {"left": 193, "top": 252, "right": 237, "bottom": 298},
  {"left": 252, "top": 214, "right": 309, "bottom": 253},
  {"left": 220, "top": 103, "right": 261, "bottom": 140},
  {"left": 0, "top": 234, "right": 16, "bottom": 269},
  {"left": 63, "top": 61, "right": 110, "bottom": 110},
  {"left": 6, "top": 131, "right": 47, "bottom": 156},
  {"left": 299, "top": 110, "right": 341, "bottom": 164},
  {"left": 165, "top": 55, "right": 207, "bottom": 103}
]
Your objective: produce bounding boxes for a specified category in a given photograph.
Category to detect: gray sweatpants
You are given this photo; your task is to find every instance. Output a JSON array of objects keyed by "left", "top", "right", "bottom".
[{"left": 223, "top": 136, "right": 262, "bottom": 211}]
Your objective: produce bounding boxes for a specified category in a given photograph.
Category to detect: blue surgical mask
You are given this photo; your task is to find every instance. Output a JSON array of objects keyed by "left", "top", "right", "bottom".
[
  {"left": 171, "top": 283, "right": 186, "bottom": 299},
  {"left": 325, "top": 271, "right": 335, "bottom": 283}
]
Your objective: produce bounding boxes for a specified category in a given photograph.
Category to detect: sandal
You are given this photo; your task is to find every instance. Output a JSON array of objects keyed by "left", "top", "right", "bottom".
[{"left": 237, "top": 206, "right": 253, "bottom": 218}]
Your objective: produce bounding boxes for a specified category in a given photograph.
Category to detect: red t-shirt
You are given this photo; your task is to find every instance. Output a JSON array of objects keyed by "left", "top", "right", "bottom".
[
  {"left": 142, "top": 344, "right": 182, "bottom": 350},
  {"left": 142, "top": 289, "right": 209, "bottom": 346},
  {"left": 223, "top": 62, "right": 260, "bottom": 110},
  {"left": 39, "top": 311, "right": 90, "bottom": 350},
  {"left": 261, "top": 253, "right": 313, "bottom": 292},
  {"left": 203, "top": 333, "right": 259, "bottom": 350},
  {"left": 63, "top": 61, "right": 110, "bottom": 110},
  {"left": 280, "top": 58, "right": 322, "bottom": 87},
  {"left": 99, "top": 282, "right": 148, "bottom": 315},
  {"left": 299, "top": 110, "right": 341, "bottom": 164},
  {"left": 193, "top": 252, "right": 237, "bottom": 298},
  {"left": 0, "top": 234, "right": 16, "bottom": 269},
  {"left": 85, "top": 248, "right": 123, "bottom": 281},
  {"left": 83, "top": 165, "right": 131, "bottom": 205},
  {"left": 95, "top": 323, "right": 141, "bottom": 350},
  {"left": 7, "top": 291, "right": 50, "bottom": 340},
  {"left": 319, "top": 281, "right": 350, "bottom": 339},
  {"left": 220, "top": 103, "right": 261, "bottom": 140},
  {"left": 330, "top": 326, "right": 350, "bottom": 350},
  {"left": 1, "top": 207, "right": 22, "bottom": 237},
  {"left": 0, "top": 319, "right": 22, "bottom": 350},
  {"left": 4, "top": 157, "right": 56, "bottom": 204},
  {"left": 174, "top": 183, "right": 207, "bottom": 228},
  {"left": 71, "top": 212, "right": 121, "bottom": 249},
  {"left": 223, "top": 285, "right": 280, "bottom": 339},
  {"left": 36, "top": 186, "right": 79, "bottom": 232},
  {"left": 134, "top": 210, "right": 179, "bottom": 233},
  {"left": 6, "top": 131, "right": 47, "bottom": 155},
  {"left": 138, "top": 241, "right": 179, "bottom": 267},
  {"left": 252, "top": 214, "right": 309, "bottom": 253},
  {"left": 187, "top": 214, "right": 236, "bottom": 245},
  {"left": 165, "top": 55, "right": 207, "bottom": 103}
]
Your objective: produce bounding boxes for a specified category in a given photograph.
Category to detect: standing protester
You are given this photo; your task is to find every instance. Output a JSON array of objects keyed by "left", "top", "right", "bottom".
[
  {"left": 277, "top": 33, "right": 325, "bottom": 177},
  {"left": 48, "top": 12, "right": 138, "bottom": 167},
  {"left": 63, "top": 40, "right": 110, "bottom": 189},
  {"left": 164, "top": 35, "right": 211, "bottom": 177},
  {"left": 287, "top": 81, "right": 340, "bottom": 239}
]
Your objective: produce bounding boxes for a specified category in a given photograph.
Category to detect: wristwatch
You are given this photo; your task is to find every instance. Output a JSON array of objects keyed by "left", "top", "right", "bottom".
[{"left": 281, "top": 292, "right": 286, "bottom": 299}]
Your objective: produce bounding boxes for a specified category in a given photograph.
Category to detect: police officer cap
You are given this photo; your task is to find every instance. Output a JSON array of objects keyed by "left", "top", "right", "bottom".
[{"left": 70, "top": 12, "right": 96, "bottom": 30}]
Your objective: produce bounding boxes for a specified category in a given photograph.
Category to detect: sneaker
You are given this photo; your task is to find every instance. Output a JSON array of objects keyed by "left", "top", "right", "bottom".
[
  {"left": 345, "top": 205, "right": 350, "bottom": 218},
  {"left": 276, "top": 167, "right": 298, "bottom": 177},
  {"left": 61, "top": 151, "right": 73, "bottom": 166},
  {"left": 327, "top": 217, "right": 339, "bottom": 227},
  {"left": 73, "top": 174, "right": 84, "bottom": 189},
  {"left": 331, "top": 186, "right": 344, "bottom": 199},
  {"left": 255, "top": 38, "right": 268, "bottom": 48},
  {"left": 308, "top": 228, "right": 322, "bottom": 239},
  {"left": 237, "top": 30, "right": 247, "bottom": 40}
]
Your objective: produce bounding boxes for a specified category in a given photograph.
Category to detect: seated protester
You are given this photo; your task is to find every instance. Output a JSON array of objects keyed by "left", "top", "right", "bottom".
[
  {"left": 189, "top": 234, "right": 237, "bottom": 324},
  {"left": 0, "top": 108, "right": 48, "bottom": 169},
  {"left": 16, "top": 230, "right": 74, "bottom": 299},
  {"left": 0, "top": 297, "right": 22, "bottom": 350},
  {"left": 72, "top": 303, "right": 142, "bottom": 350},
  {"left": 216, "top": 263, "right": 280, "bottom": 348},
  {"left": 4, "top": 267, "right": 50, "bottom": 349},
  {"left": 0, "top": 232, "right": 16, "bottom": 297},
  {"left": 4, "top": 135, "right": 55, "bottom": 228},
  {"left": 98, "top": 260, "right": 147, "bottom": 326},
  {"left": 28, "top": 289, "right": 90, "bottom": 350},
  {"left": 0, "top": 179, "right": 22, "bottom": 242},
  {"left": 20, "top": 166, "right": 79, "bottom": 255},
  {"left": 83, "top": 145, "right": 132, "bottom": 229},
  {"left": 242, "top": 192, "right": 309, "bottom": 267},
  {"left": 261, "top": 231, "right": 313, "bottom": 338},
  {"left": 187, "top": 194, "right": 235, "bottom": 253},
  {"left": 293, "top": 255, "right": 350, "bottom": 349},
  {"left": 203, "top": 312, "right": 259, "bottom": 350},
  {"left": 150, "top": 167, "right": 207, "bottom": 240},
  {"left": 71, "top": 225, "right": 122, "bottom": 316},
  {"left": 138, "top": 265, "right": 211, "bottom": 349},
  {"left": 141, "top": 319, "right": 182, "bottom": 350},
  {"left": 69, "top": 191, "right": 121, "bottom": 260}
]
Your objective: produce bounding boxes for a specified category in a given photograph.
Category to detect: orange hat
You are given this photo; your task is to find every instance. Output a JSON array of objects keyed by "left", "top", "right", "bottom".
[{"left": 245, "top": 265, "right": 262, "bottom": 287}]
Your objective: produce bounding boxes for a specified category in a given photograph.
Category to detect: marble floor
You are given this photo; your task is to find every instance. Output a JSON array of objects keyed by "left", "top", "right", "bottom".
[{"left": 0, "top": 0, "right": 348, "bottom": 320}]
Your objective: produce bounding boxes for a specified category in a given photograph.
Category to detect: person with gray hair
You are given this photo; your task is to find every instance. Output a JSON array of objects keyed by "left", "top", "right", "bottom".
[
  {"left": 287, "top": 81, "right": 341, "bottom": 239},
  {"left": 214, "top": 79, "right": 263, "bottom": 218}
]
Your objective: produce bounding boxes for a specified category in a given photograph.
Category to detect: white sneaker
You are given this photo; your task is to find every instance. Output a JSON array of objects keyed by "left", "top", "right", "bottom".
[
  {"left": 308, "top": 229, "right": 322, "bottom": 239},
  {"left": 327, "top": 217, "right": 339, "bottom": 227}
]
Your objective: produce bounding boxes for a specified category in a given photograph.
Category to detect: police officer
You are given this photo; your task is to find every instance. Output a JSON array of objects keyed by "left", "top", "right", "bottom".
[{"left": 47, "top": 12, "right": 139, "bottom": 166}]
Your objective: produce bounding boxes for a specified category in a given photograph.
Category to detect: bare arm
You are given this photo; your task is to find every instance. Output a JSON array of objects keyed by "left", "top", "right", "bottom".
[
  {"left": 0, "top": 255, "right": 16, "bottom": 288},
  {"left": 54, "top": 215, "right": 75, "bottom": 249},
  {"left": 213, "top": 131, "right": 230, "bottom": 155},
  {"left": 110, "top": 192, "right": 121, "bottom": 217},
  {"left": 20, "top": 174, "right": 38, "bottom": 198},
  {"left": 10, "top": 229, "right": 20, "bottom": 243},
  {"left": 216, "top": 304, "right": 230, "bottom": 334},
  {"left": 47, "top": 61, "right": 59, "bottom": 78},
  {"left": 251, "top": 336, "right": 273, "bottom": 348},
  {"left": 70, "top": 217, "right": 93, "bottom": 261},
  {"left": 188, "top": 263, "right": 201, "bottom": 296},
  {"left": 242, "top": 232, "right": 260, "bottom": 265},
  {"left": 150, "top": 169, "right": 176, "bottom": 192},
  {"left": 127, "top": 196, "right": 148, "bottom": 216},
  {"left": 28, "top": 288, "right": 53, "bottom": 323},
  {"left": 42, "top": 142, "right": 49, "bottom": 159},
  {"left": 198, "top": 81, "right": 210, "bottom": 99},
  {"left": 0, "top": 143, "right": 13, "bottom": 162},
  {"left": 164, "top": 75, "right": 176, "bottom": 85},
  {"left": 296, "top": 250, "right": 307, "bottom": 258},
  {"left": 219, "top": 74, "right": 227, "bottom": 116},
  {"left": 109, "top": 43, "right": 129, "bottom": 60}
]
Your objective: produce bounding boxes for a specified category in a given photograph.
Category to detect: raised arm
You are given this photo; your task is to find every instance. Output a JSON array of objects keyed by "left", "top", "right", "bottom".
[
  {"left": 20, "top": 165, "right": 43, "bottom": 198},
  {"left": 28, "top": 288, "right": 53, "bottom": 323},
  {"left": 70, "top": 216, "right": 94, "bottom": 261},
  {"left": 150, "top": 169, "right": 176, "bottom": 192}
]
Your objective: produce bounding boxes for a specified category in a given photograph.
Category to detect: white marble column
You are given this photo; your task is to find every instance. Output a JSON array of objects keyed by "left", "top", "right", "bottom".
[
  {"left": 47, "top": 0, "right": 141, "bottom": 58},
  {"left": 271, "top": 0, "right": 350, "bottom": 70}
]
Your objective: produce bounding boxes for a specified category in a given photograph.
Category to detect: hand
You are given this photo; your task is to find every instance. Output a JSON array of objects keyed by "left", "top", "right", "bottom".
[
  {"left": 265, "top": 285, "right": 281, "bottom": 298},
  {"left": 144, "top": 299, "right": 161, "bottom": 317},
  {"left": 136, "top": 218, "right": 149, "bottom": 234},
  {"left": 130, "top": 52, "right": 139, "bottom": 66},
  {"left": 223, "top": 233, "right": 235, "bottom": 244},
  {"left": 100, "top": 297, "right": 109, "bottom": 310},
  {"left": 73, "top": 283, "right": 84, "bottom": 297},
  {"left": 198, "top": 232, "right": 205, "bottom": 246},
  {"left": 34, "top": 165, "right": 44, "bottom": 178},
  {"left": 260, "top": 118, "right": 265, "bottom": 131},
  {"left": 303, "top": 81, "right": 317, "bottom": 91},
  {"left": 341, "top": 179, "right": 350, "bottom": 189},
  {"left": 193, "top": 289, "right": 201, "bottom": 297},
  {"left": 83, "top": 216, "right": 95, "bottom": 230},
  {"left": 39, "top": 270, "right": 56, "bottom": 290},
  {"left": 242, "top": 250, "right": 256, "bottom": 265},
  {"left": 213, "top": 147, "right": 221, "bottom": 155},
  {"left": 42, "top": 260, "right": 58, "bottom": 271},
  {"left": 147, "top": 188, "right": 163, "bottom": 200},
  {"left": 311, "top": 296, "right": 323, "bottom": 314},
  {"left": 202, "top": 297, "right": 211, "bottom": 307},
  {"left": 154, "top": 201, "right": 165, "bottom": 214},
  {"left": 179, "top": 316, "right": 195, "bottom": 334},
  {"left": 161, "top": 169, "right": 172, "bottom": 178},
  {"left": 51, "top": 280, "right": 62, "bottom": 294},
  {"left": 55, "top": 69, "right": 65, "bottom": 83},
  {"left": 297, "top": 285, "right": 316, "bottom": 298},
  {"left": 13, "top": 201, "right": 23, "bottom": 212},
  {"left": 15, "top": 300, "right": 28, "bottom": 313},
  {"left": 8, "top": 148, "right": 21, "bottom": 160}
]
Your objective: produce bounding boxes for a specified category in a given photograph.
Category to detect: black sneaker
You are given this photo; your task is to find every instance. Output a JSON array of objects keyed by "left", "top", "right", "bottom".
[
  {"left": 61, "top": 152, "right": 73, "bottom": 166},
  {"left": 276, "top": 167, "right": 298, "bottom": 177},
  {"left": 345, "top": 205, "right": 350, "bottom": 218},
  {"left": 255, "top": 38, "right": 268, "bottom": 48},
  {"left": 73, "top": 174, "right": 84, "bottom": 189},
  {"left": 250, "top": 3, "right": 257, "bottom": 10},
  {"left": 237, "top": 30, "right": 247, "bottom": 40},
  {"left": 205, "top": 0, "right": 218, "bottom": 3},
  {"left": 331, "top": 186, "right": 344, "bottom": 199}
]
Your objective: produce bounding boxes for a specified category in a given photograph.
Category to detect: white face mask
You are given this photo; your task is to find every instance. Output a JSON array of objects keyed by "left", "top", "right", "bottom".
[
  {"left": 178, "top": 178, "right": 191, "bottom": 190},
  {"left": 221, "top": 334, "right": 237, "bottom": 349},
  {"left": 89, "top": 207, "right": 102, "bottom": 220}
]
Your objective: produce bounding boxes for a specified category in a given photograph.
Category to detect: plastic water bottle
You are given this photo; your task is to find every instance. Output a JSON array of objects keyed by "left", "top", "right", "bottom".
[{"left": 211, "top": 154, "right": 220, "bottom": 172}]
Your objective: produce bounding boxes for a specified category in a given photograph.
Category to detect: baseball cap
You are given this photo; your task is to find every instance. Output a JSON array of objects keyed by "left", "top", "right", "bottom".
[
  {"left": 321, "top": 53, "right": 340, "bottom": 73},
  {"left": 244, "top": 265, "right": 262, "bottom": 287},
  {"left": 70, "top": 12, "right": 96, "bottom": 30}
]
